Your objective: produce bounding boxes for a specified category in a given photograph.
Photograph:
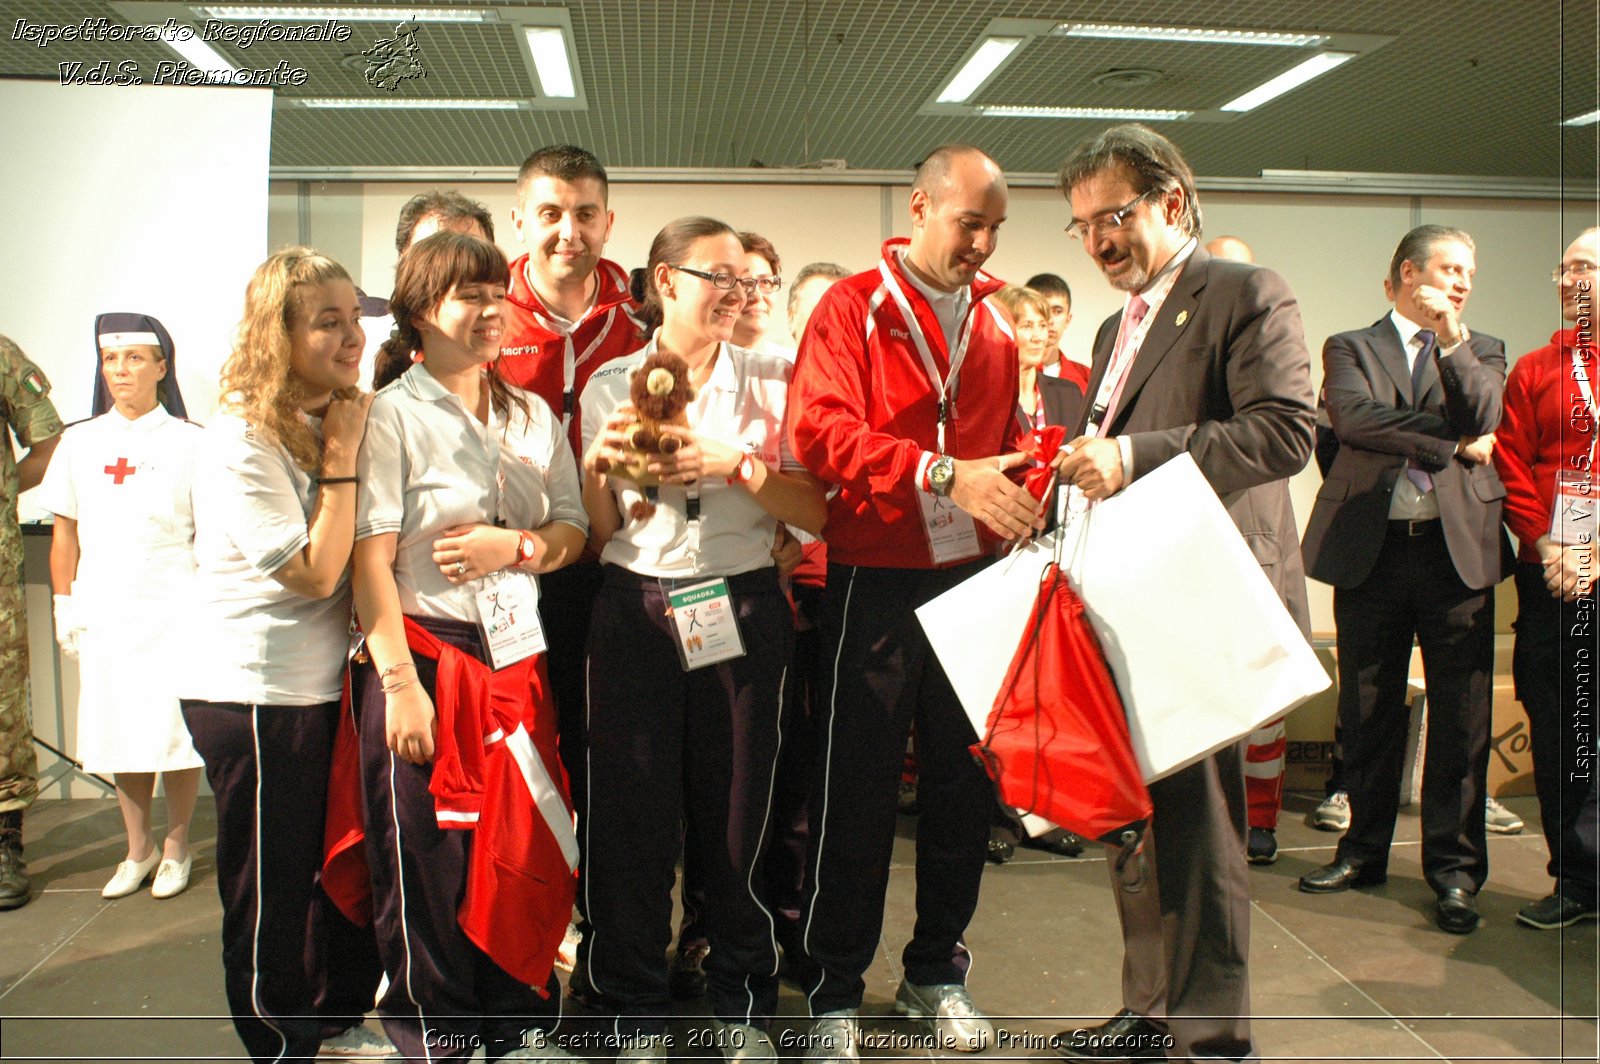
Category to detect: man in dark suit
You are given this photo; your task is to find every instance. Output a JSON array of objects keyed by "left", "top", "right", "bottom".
[
  {"left": 1298, "top": 225, "right": 1509, "bottom": 935},
  {"left": 1053, "top": 124, "right": 1315, "bottom": 1063}
]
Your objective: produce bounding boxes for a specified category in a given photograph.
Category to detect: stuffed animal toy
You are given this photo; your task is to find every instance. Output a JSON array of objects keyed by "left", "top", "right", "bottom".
[{"left": 593, "top": 351, "right": 697, "bottom": 519}]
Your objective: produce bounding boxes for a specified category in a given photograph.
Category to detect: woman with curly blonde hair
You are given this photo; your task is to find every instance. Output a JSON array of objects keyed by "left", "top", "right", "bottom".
[{"left": 179, "top": 246, "right": 389, "bottom": 1062}]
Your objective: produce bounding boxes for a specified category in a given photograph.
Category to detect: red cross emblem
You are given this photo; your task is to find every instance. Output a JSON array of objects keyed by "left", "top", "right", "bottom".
[{"left": 104, "top": 457, "right": 136, "bottom": 484}]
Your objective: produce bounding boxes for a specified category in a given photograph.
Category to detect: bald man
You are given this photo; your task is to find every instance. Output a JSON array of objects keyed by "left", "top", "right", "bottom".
[
  {"left": 788, "top": 144, "right": 1036, "bottom": 1062},
  {"left": 1205, "top": 235, "right": 1255, "bottom": 264}
]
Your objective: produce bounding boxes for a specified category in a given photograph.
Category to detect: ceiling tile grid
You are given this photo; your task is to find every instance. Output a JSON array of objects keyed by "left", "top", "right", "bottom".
[{"left": 0, "top": 0, "right": 1593, "bottom": 179}]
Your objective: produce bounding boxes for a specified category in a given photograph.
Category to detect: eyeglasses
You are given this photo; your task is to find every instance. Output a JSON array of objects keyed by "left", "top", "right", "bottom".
[
  {"left": 1553, "top": 261, "right": 1597, "bottom": 283},
  {"left": 669, "top": 265, "right": 782, "bottom": 295},
  {"left": 1065, "top": 189, "right": 1159, "bottom": 241}
]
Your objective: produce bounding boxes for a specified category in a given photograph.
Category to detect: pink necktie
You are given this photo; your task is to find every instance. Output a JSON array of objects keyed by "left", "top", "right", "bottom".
[{"left": 1097, "top": 296, "right": 1149, "bottom": 435}]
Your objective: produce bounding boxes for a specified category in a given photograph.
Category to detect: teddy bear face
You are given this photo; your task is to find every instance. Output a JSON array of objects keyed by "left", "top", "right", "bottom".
[{"left": 630, "top": 351, "right": 696, "bottom": 420}]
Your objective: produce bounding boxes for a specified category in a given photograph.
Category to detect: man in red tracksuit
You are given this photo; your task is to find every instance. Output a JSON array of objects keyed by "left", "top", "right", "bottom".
[
  {"left": 497, "top": 147, "right": 644, "bottom": 967},
  {"left": 787, "top": 144, "right": 1044, "bottom": 1063}
]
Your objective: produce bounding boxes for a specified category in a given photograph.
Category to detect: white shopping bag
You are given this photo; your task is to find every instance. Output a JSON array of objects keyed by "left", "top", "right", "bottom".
[{"left": 917, "top": 454, "right": 1329, "bottom": 782}]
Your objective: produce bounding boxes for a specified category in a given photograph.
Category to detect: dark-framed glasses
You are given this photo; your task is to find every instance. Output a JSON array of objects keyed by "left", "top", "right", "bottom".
[
  {"left": 669, "top": 265, "right": 781, "bottom": 294},
  {"left": 1065, "top": 188, "right": 1159, "bottom": 242}
]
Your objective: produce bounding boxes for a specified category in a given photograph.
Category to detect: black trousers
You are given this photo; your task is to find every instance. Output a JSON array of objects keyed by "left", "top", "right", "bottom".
[
  {"left": 764, "top": 585, "right": 825, "bottom": 958},
  {"left": 1513, "top": 563, "right": 1600, "bottom": 905},
  {"left": 181, "top": 699, "right": 382, "bottom": 1064},
  {"left": 359, "top": 617, "right": 560, "bottom": 1063},
  {"left": 1332, "top": 522, "right": 1496, "bottom": 893},
  {"left": 583, "top": 566, "right": 790, "bottom": 1038},
  {"left": 799, "top": 561, "right": 994, "bottom": 1016}
]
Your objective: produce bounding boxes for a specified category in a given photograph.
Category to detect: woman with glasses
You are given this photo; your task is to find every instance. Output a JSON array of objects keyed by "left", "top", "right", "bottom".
[
  {"left": 578, "top": 216, "right": 826, "bottom": 1062},
  {"left": 730, "top": 231, "right": 787, "bottom": 357}
]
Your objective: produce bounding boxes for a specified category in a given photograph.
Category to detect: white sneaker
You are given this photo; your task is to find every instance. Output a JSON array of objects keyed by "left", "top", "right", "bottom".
[
  {"left": 1486, "top": 796, "right": 1524, "bottom": 834},
  {"left": 713, "top": 1020, "right": 777, "bottom": 1064},
  {"left": 894, "top": 980, "right": 994, "bottom": 1052},
  {"left": 102, "top": 850, "right": 160, "bottom": 899},
  {"left": 151, "top": 855, "right": 192, "bottom": 899},
  {"left": 804, "top": 1010, "right": 860, "bottom": 1064},
  {"left": 1308, "top": 791, "right": 1351, "bottom": 832},
  {"left": 318, "top": 1023, "right": 398, "bottom": 1058}
]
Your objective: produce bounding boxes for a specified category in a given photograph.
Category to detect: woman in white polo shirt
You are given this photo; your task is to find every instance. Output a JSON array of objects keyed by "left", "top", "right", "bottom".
[
  {"left": 578, "top": 216, "right": 826, "bottom": 1062},
  {"left": 180, "top": 247, "right": 387, "bottom": 1063},
  {"left": 354, "top": 231, "right": 587, "bottom": 1062}
]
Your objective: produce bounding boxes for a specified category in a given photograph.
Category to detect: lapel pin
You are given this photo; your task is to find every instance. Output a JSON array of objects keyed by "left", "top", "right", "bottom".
[{"left": 1174, "top": 310, "right": 1189, "bottom": 328}]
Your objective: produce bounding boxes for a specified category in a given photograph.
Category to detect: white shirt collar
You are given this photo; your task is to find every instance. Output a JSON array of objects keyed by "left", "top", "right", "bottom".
[{"left": 1388, "top": 308, "right": 1430, "bottom": 350}]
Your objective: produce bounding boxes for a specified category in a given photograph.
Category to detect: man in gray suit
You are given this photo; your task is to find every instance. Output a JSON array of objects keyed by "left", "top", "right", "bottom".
[
  {"left": 1298, "top": 225, "right": 1509, "bottom": 935},
  {"left": 1053, "top": 125, "right": 1315, "bottom": 1063}
]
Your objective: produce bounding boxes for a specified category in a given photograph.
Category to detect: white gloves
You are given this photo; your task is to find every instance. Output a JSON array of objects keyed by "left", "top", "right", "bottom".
[{"left": 53, "top": 594, "right": 86, "bottom": 660}]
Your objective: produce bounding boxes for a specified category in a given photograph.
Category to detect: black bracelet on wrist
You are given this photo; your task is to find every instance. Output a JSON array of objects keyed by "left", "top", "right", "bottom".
[{"left": 317, "top": 475, "right": 359, "bottom": 485}]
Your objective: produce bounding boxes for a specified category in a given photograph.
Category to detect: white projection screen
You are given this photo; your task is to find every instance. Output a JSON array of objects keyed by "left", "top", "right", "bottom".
[{"left": 0, "top": 77, "right": 272, "bottom": 485}]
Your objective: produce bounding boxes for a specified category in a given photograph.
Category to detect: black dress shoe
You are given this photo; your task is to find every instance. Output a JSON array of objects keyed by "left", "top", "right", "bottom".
[
  {"left": 1299, "top": 857, "right": 1386, "bottom": 893},
  {"left": 1435, "top": 887, "right": 1480, "bottom": 934},
  {"left": 1053, "top": 1008, "right": 1168, "bottom": 1060}
]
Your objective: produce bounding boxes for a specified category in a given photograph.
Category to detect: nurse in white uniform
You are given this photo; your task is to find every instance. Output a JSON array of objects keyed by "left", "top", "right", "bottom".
[{"left": 37, "top": 313, "right": 203, "bottom": 900}]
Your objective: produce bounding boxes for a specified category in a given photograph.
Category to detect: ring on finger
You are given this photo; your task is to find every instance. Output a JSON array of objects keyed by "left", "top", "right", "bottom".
[{"left": 455, "top": 560, "right": 467, "bottom": 577}]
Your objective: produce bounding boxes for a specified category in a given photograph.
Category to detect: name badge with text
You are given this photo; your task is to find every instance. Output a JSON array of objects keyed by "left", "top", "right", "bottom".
[
  {"left": 668, "top": 578, "right": 746, "bottom": 671},
  {"left": 918, "top": 490, "right": 982, "bottom": 565},
  {"left": 474, "top": 572, "right": 547, "bottom": 670},
  {"left": 1552, "top": 469, "right": 1597, "bottom": 546}
]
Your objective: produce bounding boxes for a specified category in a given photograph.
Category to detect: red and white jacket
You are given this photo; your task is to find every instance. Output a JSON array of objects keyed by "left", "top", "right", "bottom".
[
  {"left": 323, "top": 620, "right": 578, "bottom": 988},
  {"left": 788, "top": 238, "right": 1018, "bottom": 569},
  {"left": 500, "top": 256, "right": 645, "bottom": 458},
  {"left": 1495, "top": 327, "right": 1599, "bottom": 563}
]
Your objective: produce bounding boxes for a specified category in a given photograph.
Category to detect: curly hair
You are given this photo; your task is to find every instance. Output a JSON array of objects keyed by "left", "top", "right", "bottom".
[{"left": 220, "top": 247, "right": 357, "bottom": 472}]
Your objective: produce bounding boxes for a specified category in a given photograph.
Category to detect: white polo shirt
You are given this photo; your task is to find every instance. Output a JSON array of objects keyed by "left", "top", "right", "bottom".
[
  {"left": 183, "top": 411, "right": 352, "bottom": 706},
  {"left": 580, "top": 339, "right": 803, "bottom": 578},
  {"left": 356, "top": 363, "right": 586, "bottom": 622}
]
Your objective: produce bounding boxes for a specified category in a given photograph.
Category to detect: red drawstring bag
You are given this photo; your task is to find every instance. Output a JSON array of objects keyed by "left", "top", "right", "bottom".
[{"left": 972, "top": 556, "right": 1153, "bottom": 847}]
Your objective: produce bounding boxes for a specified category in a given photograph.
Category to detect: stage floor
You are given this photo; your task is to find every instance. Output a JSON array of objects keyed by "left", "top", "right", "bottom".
[{"left": 1, "top": 791, "right": 1595, "bottom": 1063}]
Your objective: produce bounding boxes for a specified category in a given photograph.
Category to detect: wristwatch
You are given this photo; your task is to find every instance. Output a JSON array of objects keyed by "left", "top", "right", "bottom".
[
  {"left": 515, "top": 530, "right": 537, "bottom": 565},
  {"left": 729, "top": 452, "right": 757, "bottom": 485},
  {"left": 928, "top": 454, "right": 956, "bottom": 497}
]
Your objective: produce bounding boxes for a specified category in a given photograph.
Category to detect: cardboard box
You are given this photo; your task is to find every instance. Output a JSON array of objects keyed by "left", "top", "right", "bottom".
[{"left": 1281, "top": 635, "right": 1534, "bottom": 799}]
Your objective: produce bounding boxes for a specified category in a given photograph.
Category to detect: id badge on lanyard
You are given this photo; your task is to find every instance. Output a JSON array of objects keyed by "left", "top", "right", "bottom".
[
  {"left": 667, "top": 577, "right": 746, "bottom": 670},
  {"left": 470, "top": 402, "right": 548, "bottom": 668},
  {"left": 1552, "top": 347, "right": 1600, "bottom": 546},
  {"left": 878, "top": 258, "right": 982, "bottom": 564}
]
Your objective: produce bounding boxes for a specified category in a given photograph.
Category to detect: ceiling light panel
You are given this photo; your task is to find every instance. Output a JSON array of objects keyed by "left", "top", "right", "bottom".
[
  {"left": 978, "top": 105, "right": 1191, "bottom": 121},
  {"left": 1058, "top": 23, "right": 1329, "bottom": 48},
  {"left": 1221, "top": 52, "right": 1356, "bottom": 112},
  {"left": 936, "top": 36, "right": 1024, "bottom": 103},
  {"left": 195, "top": 7, "right": 493, "bottom": 21}
]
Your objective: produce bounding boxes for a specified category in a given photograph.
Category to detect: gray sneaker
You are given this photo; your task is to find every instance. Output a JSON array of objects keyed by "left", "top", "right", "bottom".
[
  {"left": 713, "top": 1020, "right": 777, "bottom": 1064},
  {"left": 894, "top": 980, "right": 994, "bottom": 1052},
  {"left": 1486, "top": 796, "right": 1524, "bottom": 834},
  {"left": 1308, "top": 790, "right": 1350, "bottom": 832},
  {"left": 804, "top": 1010, "right": 860, "bottom": 1064},
  {"left": 317, "top": 1024, "right": 398, "bottom": 1058}
]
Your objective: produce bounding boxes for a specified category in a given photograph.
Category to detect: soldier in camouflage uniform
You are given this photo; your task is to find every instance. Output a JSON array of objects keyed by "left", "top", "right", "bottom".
[{"left": 0, "top": 333, "right": 64, "bottom": 910}]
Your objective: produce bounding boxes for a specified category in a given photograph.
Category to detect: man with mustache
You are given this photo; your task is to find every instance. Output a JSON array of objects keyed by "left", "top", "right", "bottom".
[{"left": 1299, "top": 225, "right": 1510, "bottom": 938}]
